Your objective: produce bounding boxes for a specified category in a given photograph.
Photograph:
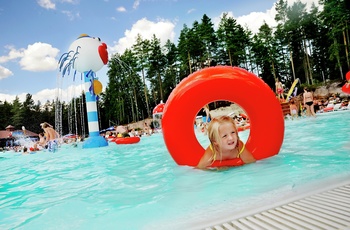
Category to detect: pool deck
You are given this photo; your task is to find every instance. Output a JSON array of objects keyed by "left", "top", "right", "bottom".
[{"left": 196, "top": 178, "right": 350, "bottom": 230}]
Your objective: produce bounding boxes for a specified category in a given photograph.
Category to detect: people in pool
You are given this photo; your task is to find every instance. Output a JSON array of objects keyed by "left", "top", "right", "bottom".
[
  {"left": 196, "top": 115, "right": 256, "bottom": 169},
  {"left": 303, "top": 87, "right": 316, "bottom": 117}
]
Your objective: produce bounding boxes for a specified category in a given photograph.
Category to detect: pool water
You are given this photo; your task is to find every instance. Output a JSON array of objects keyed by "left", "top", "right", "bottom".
[{"left": 1, "top": 111, "right": 350, "bottom": 229}]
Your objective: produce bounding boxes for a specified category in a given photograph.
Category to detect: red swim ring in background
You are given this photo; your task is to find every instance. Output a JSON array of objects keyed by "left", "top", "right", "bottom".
[
  {"left": 342, "top": 71, "right": 350, "bottom": 94},
  {"left": 114, "top": 136, "right": 140, "bottom": 144},
  {"left": 237, "top": 124, "right": 250, "bottom": 132},
  {"left": 162, "top": 66, "right": 284, "bottom": 167}
]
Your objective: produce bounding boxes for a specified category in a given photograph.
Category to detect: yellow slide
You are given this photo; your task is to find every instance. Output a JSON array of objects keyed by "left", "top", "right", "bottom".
[{"left": 286, "top": 78, "right": 300, "bottom": 102}]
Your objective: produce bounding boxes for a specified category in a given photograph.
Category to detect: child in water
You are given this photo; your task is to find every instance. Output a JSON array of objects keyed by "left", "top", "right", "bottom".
[
  {"left": 196, "top": 115, "right": 256, "bottom": 169},
  {"left": 289, "top": 99, "right": 298, "bottom": 119}
]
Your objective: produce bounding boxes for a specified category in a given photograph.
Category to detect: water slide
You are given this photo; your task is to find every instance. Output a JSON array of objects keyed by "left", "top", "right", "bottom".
[{"left": 286, "top": 78, "right": 300, "bottom": 102}]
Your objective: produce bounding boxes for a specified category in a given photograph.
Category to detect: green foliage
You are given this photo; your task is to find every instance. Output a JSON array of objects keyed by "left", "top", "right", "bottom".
[{"left": 103, "top": 0, "right": 349, "bottom": 125}]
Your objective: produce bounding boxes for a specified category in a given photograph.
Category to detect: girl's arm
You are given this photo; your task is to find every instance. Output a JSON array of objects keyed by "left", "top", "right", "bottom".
[
  {"left": 197, "top": 141, "right": 254, "bottom": 169},
  {"left": 238, "top": 140, "right": 256, "bottom": 164},
  {"left": 196, "top": 147, "right": 213, "bottom": 169}
]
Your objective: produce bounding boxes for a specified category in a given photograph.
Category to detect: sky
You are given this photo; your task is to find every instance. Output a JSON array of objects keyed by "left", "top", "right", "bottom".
[{"left": 0, "top": 0, "right": 319, "bottom": 104}]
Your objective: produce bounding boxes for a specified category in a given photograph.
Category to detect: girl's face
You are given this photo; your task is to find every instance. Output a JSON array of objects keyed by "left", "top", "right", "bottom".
[{"left": 217, "top": 122, "right": 238, "bottom": 151}]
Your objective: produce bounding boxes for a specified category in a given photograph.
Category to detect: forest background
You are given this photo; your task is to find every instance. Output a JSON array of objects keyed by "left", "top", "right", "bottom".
[{"left": 0, "top": 0, "right": 349, "bottom": 136}]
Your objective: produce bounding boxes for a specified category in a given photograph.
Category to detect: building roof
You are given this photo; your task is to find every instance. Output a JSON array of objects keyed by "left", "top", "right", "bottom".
[
  {"left": 0, "top": 130, "right": 38, "bottom": 139},
  {"left": 5, "top": 125, "right": 15, "bottom": 130},
  {"left": 0, "top": 130, "right": 13, "bottom": 139}
]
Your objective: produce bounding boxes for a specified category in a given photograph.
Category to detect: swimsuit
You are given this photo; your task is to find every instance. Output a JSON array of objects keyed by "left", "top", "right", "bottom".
[
  {"left": 47, "top": 140, "right": 58, "bottom": 152},
  {"left": 305, "top": 101, "right": 313, "bottom": 106},
  {"left": 277, "top": 88, "right": 283, "bottom": 94},
  {"left": 209, "top": 142, "right": 245, "bottom": 158}
]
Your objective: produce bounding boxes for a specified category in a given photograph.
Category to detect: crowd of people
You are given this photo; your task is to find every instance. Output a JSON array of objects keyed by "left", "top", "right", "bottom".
[
  {"left": 3, "top": 120, "right": 157, "bottom": 154},
  {"left": 1, "top": 122, "right": 82, "bottom": 154},
  {"left": 103, "top": 122, "right": 155, "bottom": 140},
  {"left": 287, "top": 88, "right": 349, "bottom": 119}
]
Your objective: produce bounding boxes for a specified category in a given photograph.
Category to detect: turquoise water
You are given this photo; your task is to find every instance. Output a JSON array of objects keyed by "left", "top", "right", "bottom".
[{"left": 1, "top": 111, "right": 350, "bottom": 229}]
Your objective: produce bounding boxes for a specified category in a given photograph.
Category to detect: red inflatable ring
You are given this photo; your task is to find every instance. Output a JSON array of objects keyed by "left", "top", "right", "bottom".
[
  {"left": 342, "top": 71, "right": 350, "bottom": 94},
  {"left": 162, "top": 66, "right": 284, "bottom": 167},
  {"left": 114, "top": 137, "right": 140, "bottom": 144}
]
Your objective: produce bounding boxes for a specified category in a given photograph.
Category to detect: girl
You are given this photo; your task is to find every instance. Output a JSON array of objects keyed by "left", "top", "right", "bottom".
[{"left": 196, "top": 116, "right": 256, "bottom": 169}]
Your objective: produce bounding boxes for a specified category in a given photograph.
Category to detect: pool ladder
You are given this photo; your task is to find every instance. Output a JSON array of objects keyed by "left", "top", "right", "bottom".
[{"left": 204, "top": 183, "right": 350, "bottom": 230}]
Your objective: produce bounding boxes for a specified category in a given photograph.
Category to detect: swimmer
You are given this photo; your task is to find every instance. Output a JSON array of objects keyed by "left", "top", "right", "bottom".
[
  {"left": 37, "top": 132, "right": 46, "bottom": 148},
  {"left": 196, "top": 115, "right": 256, "bottom": 169},
  {"left": 23, "top": 147, "right": 29, "bottom": 154},
  {"left": 289, "top": 99, "right": 298, "bottom": 119}
]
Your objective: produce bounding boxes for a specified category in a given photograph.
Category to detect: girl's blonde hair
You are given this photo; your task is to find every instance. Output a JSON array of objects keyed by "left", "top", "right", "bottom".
[{"left": 207, "top": 115, "right": 240, "bottom": 162}]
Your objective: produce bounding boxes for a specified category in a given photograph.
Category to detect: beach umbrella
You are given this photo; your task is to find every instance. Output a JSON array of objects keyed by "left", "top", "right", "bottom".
[
  {"left": 105, "top": 126, "right": 115, "bottom": 131},
  {"left": 100, "top": 126, "right": 115, "bottom": 133}
]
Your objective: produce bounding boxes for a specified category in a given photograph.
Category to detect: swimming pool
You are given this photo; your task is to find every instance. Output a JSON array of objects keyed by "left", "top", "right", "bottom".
[{"left": 1, "top": 110, "right": 350, "bottom": 229}]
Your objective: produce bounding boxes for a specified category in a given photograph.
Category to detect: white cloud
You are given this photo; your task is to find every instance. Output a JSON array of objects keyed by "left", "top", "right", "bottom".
[
  {"left": 187, "top": 8, "right": 195, "bottom": 14},
  {"left": 236, "top": 8, "right": 277, "bottom": 34},
  {"left": 0, "top": 43, "right": 59, "bottom": 72},
  {"left": 133, "top": 0, "right": 140, "bottom": 10},
  {"left": 0, "top": 45, "right": 24, "bottom": 63},
  {"left": 33, "top": 83, "right": 89, "bottom": 104},
  {"left": 117, "top": 6, "right": 126, "bottom": 12},
  {"left": 37, "top": 0, "right": 55, "bottom": 10},
  {"left": 212, "top": 6, "right": 277, "bottom": 34},
  {"left": 213, "top": 0, "right": 319, "bottom": 35},
  {"left": 0, "top": 93, "right": 24, "bottom": 103},
  {"left": 37, "top": 0, "right": 79, "bottom": 10},
  {"left": 0, "top": 66, "right": 13, "bottom": 80},
  {"left": 0, "top": 83, "right": 86, "bottom": 104},
  {"left": 110, "top": 18, "right": 176, "bottom": 55},
  {"left": 61, "top": 10, "right": 80, "bottom": 21},
  {"left": 19, "top": 42, "right": 60, "bottom": 72}
]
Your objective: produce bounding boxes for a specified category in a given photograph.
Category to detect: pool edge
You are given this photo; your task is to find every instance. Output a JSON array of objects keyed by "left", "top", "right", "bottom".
[{"left": 194, "top": 177, "right": 350, "bottom": 230}]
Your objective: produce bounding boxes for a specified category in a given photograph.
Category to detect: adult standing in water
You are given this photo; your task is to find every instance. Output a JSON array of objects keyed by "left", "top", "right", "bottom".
[
  {"left": 303, "top": 87, "right": 316, "bottom": 117},
  {"left": 202, "top": 104, "right": 211, "bottom": 123},
  {"left": 41, "top": 122, "right": 60, "bottom": 152}
]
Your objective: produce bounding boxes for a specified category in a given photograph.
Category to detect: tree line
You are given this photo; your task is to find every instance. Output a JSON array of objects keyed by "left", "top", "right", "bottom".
[{"left": 1, "top": 0, "right": 349, "bottom": 135}]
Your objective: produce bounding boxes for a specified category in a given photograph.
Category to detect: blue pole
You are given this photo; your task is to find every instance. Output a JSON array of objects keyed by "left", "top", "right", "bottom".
[{"left": 82, "top": 71, "right": 108, "bottom": 148}]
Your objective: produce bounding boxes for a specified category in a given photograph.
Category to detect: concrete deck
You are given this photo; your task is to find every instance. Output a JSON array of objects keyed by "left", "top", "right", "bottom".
[{"left": 201, "top": 180, "right": 350, "bottom": 230}]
